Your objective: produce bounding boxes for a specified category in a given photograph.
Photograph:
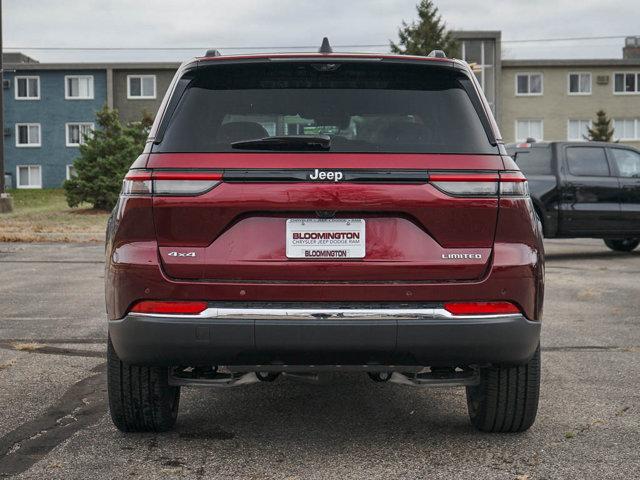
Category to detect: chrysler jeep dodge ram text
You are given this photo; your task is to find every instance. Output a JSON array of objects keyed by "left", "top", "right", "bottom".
[{"left": 105, "top": 42, "right": 544, "bottom": 433}]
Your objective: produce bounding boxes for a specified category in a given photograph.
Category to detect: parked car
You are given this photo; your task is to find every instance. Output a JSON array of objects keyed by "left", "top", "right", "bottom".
[
  {"left": 506, "top": 141, "right": 640, "bottom": 251},
  {"left": 105, "top": 42, "right": 544, "bottom": 433}
]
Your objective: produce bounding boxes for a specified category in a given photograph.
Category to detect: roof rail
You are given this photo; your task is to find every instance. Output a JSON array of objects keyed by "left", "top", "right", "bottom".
[
  {"left": 427, "top": 50, "right": 446, "bottom": 58},
  {"left": 205, "top": 49, "right": 222, "bottom": 57}
]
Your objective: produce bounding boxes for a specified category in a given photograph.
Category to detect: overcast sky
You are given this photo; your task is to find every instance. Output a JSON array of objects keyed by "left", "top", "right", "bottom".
[{"left": 3, "top": 0, "right": 639, "bottom": 63}]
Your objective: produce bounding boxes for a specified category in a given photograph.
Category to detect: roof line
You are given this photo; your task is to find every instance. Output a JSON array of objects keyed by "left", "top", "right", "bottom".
[
  {"left": 503, "top": 58, "right": 640, "bottom": 67},
  {"left": 2, "top": 62, "right": 182, "bottom": 70}
]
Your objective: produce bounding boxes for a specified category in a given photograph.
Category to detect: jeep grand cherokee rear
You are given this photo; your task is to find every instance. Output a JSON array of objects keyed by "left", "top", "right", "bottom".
[{"left": 105, "top": 50, "right": 544, "bottom": 433}]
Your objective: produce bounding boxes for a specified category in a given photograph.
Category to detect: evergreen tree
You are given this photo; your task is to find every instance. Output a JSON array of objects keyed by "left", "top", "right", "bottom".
[
  {"left": 585, "top": 110, "right": 615, "bottom": 142},
  {"left": 64, "top": 107, "right": 153, "bottom": 210},
  {"left": 390, "top": 0, "right": 459, "bottom": 57}
]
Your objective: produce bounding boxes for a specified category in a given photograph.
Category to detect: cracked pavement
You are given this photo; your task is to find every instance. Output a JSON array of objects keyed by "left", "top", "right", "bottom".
[{"left": 0, "top": 239, "right": 638, "bottom": 479}]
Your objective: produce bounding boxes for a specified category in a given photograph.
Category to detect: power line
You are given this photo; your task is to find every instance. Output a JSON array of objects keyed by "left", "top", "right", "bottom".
[
  {"left": 2, "top": 44, "right": 387, "bottom": 51},
  {"left": 502, "top": 34, "right": 630, "bottom": 44},
  {"left": 2, "top": 34, "right": 632, "bottom": 51}
]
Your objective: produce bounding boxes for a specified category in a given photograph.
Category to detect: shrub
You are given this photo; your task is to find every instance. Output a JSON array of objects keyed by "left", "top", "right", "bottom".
[
  {"left": 64, "top": 106, "right": 153, "bottom": 211},
  {"left": 585, "top": 110, "right": 615, "bottom": 142}
]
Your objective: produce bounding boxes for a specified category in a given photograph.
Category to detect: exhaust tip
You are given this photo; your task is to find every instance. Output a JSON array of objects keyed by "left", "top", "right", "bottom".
[{"left": 368, "top": 372, "right": 391, "bottom": 382}]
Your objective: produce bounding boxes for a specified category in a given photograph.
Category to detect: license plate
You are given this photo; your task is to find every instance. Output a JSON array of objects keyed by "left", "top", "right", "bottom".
[{"left": 286, "top": 219, "right": 365, "bottom": 259}]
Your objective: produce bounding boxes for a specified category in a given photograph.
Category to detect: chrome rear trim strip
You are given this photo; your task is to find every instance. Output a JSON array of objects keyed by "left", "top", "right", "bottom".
[{"left": 129, "top": 307, "right": 521, "bottom": 321}]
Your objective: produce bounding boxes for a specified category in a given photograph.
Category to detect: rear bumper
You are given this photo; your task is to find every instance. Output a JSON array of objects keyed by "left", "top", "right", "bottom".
[{"left": 108, "top": 305, "right": 540, "bottom": 367}]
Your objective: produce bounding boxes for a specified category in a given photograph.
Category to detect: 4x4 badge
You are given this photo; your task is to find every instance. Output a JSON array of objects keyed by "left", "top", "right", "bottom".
[{"left": 168, "top": 251, "right": 196, "bottom": 257}]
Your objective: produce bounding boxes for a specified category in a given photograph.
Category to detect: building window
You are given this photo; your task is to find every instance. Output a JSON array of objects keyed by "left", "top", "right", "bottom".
[
  {"left": 515, "top": 119, "right": 543, "bottom": 142},
  {"left": 16, "top": 165, "right": 42, "bottom": 189},
  {"left": 65, "top": 75, "right": 94, "bottom": 99},
  {"left": 613, "top": 118, "right": 639, "bottom": 140},
  {"left": 66, "top": 164, "right": 77, "bottom": 180},
  {"left": 613, "top": 73, "right": 640, "bottom": 94},
  {"left": 515, "top": 73, "right": 543, "bottom": 96},
  {"left": 127, "top": 75, "right": 156, "bottom": 99},
  {"left": 460, "top": 39, "right": 496, "bottom": 112},
  {"left": 15, "top": 76, "right": 40, "bottom": 100},
  {"left": 66, "top": 122, "right": 94, "bottom": 146},
  {"left": 568, "top": 73, "right": 591, "bottom": 95},
  {"left": 15, "top": 123, "right": 41, "bottom": 147},
  {"left": 568, "top": 119, "right": 591, "bottom": 141}
]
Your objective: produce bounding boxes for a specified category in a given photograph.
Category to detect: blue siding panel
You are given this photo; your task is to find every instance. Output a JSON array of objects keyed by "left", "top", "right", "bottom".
[{"left": 3, "top": 69, "right": 107, "bottom": 188}]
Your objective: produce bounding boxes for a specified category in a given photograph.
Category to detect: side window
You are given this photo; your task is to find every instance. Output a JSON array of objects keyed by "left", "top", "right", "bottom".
[
  {"left": 566, "top": 147, "right": 610, "bottom": 177},
  {"left": 611, "top": 149, "right": 640, "bottom": 178}
]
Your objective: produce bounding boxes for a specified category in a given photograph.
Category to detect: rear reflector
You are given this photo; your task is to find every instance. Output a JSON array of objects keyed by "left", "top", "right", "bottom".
[
  {"left": 122, "top": 170, "right": 222, "bottom": 196},
  {"left": 443, "top": 301, "right": 521, "bottom": 316},
  {"left": 130, "top": 300, "right": 208, "bottom": 315},
  {"left": 429, "top": 171, "right": 528, "bottom": 198}
]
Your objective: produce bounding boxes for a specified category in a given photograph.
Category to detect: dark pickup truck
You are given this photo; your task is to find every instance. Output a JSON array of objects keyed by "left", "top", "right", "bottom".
[{"left": 507, "top": 141, "right": 640, "bottom": 252}]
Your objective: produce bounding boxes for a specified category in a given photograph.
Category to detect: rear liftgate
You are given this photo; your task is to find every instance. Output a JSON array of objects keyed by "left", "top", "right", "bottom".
[{"left": 125, "top": 166, "right": 526, "bottom": 283}]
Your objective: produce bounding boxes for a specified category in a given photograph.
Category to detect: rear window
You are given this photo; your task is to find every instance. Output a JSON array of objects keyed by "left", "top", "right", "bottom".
[
  {"left": 156, "top": 62, "right": 497, "bottom": 154},
  {"left": 507, "top": 146, "right": 553, "bottom": 175}
]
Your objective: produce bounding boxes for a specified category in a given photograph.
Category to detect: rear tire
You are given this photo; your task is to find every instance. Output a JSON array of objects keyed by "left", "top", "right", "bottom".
[
  {"left": 466, "top": 346, "right": 540, "bottom": 433},
  {"left": 604, "top": 238, "right": 639, "bottom": 252},
  {"left": 107, "top": 336, "right": 180, "bottom": 432}
]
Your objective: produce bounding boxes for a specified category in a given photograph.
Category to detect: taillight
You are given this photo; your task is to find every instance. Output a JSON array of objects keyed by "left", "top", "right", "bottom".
[
  {"left": 121, "top": 170, "right": 222, "bottom": 196},
  {"left": 122, "top": 170, "right": 152, "bottom": 195},
  {"left": 153, "top": 171, "right": 222, "bottom": 195},
  {"left": 130, "top": 300, "right": 208, "bottom": 315},
  {"left": 499, "top": 171, "right": 529, "bottom": 197},
  {"left": 429, "top": 171, "right": 528, "bottom": 198},
  {"left": 443, "top": 301, "right": 521, "bottom": 316},
  {"left": 429, "top": 172, "right": 499, "bottom": 197}
]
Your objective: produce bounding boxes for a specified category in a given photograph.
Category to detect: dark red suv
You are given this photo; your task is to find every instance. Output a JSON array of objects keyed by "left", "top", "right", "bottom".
[{"left": 105, "top": 46, "right": 544, "bottom": 433}]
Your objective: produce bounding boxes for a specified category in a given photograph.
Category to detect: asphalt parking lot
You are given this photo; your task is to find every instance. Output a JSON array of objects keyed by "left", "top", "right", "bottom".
[{"left": 0, "top": 239, "right": 638, "bottom": 479}]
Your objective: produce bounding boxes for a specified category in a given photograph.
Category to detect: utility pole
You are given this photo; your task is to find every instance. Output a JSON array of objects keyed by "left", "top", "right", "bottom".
[{"left": 0, "top": 0, "right": 13, "bottom": 213}]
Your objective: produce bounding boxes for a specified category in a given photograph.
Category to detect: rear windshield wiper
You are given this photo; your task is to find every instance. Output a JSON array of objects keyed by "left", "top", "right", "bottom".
[{"left": 231, "top": 135, "right": 331, "bottom": 151}]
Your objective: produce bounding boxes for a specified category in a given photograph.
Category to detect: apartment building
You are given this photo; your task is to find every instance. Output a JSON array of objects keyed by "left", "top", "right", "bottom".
[
  {"left": 3, "top": 64, "right": 107, "bottom": 188},
  {"left": 3, "top": 34, "right": 640, "bottom": 188},
  {"left": 2, "top": 54, "right": 179, "bottom": 188},
  {"left": 501, "top": 58, "right": 640, "bottom": 147},
  {"left": 453, "top": 33, "right": 640, "bottom": 148}
]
